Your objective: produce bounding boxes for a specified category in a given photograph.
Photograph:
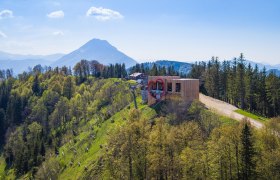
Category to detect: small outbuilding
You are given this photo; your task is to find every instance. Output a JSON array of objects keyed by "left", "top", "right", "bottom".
[{"left": 129, "top": 72, "right": 145, "bottom": 80}]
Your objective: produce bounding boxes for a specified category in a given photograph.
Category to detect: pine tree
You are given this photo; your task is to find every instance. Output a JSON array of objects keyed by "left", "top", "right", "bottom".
[
  {"left": 121, "top": 63, "right": 127, "bottom": 78},
  {"left": 32, "top": 75, "right": 41, "bottom": 96},
  {"left": 232, "top": 58, "right": 238, "bottom": 106},
  {"left": 236, "top": 53, "right": 246, "bottom": 109},
  {"left": 265, "top": 72, "right": 280, "bottom": 116},
  {"left": 205, "top": 57, "right": 220, "bottom": 98},
  {"left": 245, "top": 63, "right": 254, "bottom": 112},
  {"left": 213, "top": 57, "right": 220, "bottom": 99},
  {"left": 63, "top": 76, "right": 74, "bottom": 99},
  {"left": 205, "top": 60, "right": 213, "bottom": 97},
  {"left": 151, "top": 64, "right": 158, "bottom": 76},
  {"left": 220, "top": 61, "right": 229, "bottom": 101},
  {"left": 251, "top": 65, "right": 259, "bottom": 112},
  {"left": 0, "top": 108, "right": 5, "bottom": 145},
  {"left": 141, "top": 63, "right": 145, "bottom": 73},
  {"left": 259, "top": 67, "right": 267, "bottom": 116},
  {"left": 241, "top": 123, "right": 256, "bottom": 180}
]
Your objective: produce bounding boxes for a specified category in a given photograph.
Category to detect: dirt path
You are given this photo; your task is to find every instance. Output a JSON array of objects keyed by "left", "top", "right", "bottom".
[{"left": 199, "top": 93, "right": 263, "bottom": 129}]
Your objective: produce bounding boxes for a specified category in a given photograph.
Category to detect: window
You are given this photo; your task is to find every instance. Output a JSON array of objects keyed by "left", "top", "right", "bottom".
[
  {"left": 152, "top": 83, "right": 156, "bottom": 90},
  {"left": 167, "top": 83, "right": 172, "bottom": 92},
  {"left": 158, "top": 82, "right": 163, "bottom": 91},
  {"left": 176, "top": 83, "right": 181, "bottom": 92}
]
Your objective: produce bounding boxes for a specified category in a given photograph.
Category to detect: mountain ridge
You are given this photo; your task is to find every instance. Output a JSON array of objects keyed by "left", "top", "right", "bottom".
[
  {"left": 0, "top": 39, "right": 280, "bottom": 75},
  {"left": 0, "top": 51, "right": 64, "bottom": 62},
  {"left": 51, "top": 38, "right": 137, "bottom": 68}
]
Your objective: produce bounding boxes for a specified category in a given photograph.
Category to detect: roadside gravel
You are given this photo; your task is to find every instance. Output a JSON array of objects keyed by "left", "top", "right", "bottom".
[{"left": 199, "top": 93, "right": 263, "bottom": 129}]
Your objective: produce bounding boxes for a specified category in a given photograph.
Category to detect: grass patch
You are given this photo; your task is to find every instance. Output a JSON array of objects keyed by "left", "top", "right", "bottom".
[
  {"left": 219, "top": 116, "right": 239, "bottom": 126},
  {"left": 235, "top": 109, "right": 268, "bottom": 122},
  {"left": 0, "top": 156, "right": 6, "bottom": 180},
  {"left": 0, "top": 156, "right": 19, "bottom": 180},
  {"left": 0, "top": 156, "right": 17, "bottom": 180},
  {"left": 57, "top": 110, "right": 126, "bottom": 179}
]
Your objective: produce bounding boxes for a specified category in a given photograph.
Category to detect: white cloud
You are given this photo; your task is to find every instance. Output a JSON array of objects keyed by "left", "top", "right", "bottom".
[
  {"left": 47, "top": 10, "right": 64, "bottom": 19},
  {"left": 0, "top": 9, "right": 13, "bottom": 19},
  {"left": 53, "top": 31, "right": 64, "bottom": 36},
  {"left": 0, "top": 30, "right": 7, "bottom": 38},
  {"left": 86, "top": 7, "right": 123, "bottom": 21}
]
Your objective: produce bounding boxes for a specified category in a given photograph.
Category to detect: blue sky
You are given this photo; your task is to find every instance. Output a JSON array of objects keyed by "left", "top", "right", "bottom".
[{"left": 0, "top": 0, "right": 279, "bottom": 64}]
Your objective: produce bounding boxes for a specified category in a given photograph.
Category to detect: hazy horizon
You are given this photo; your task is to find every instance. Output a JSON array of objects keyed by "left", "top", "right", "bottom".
[{"left": 0, "top": 0, "right": 279, "bottom": 64}]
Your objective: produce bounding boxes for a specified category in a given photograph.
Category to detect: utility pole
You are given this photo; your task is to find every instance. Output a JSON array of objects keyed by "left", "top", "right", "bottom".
[{"left": 130, "top": 85, "right": 138, "bottom": 109}]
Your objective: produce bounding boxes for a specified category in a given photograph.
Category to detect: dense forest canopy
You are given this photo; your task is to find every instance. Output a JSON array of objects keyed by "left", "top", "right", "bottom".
[
  {"left": 129, "top": 63, "right": 179, "bottom": 76},
  {"left": 0, "top": 58, "right": 279, "bottom": 179},
  {"left": 189, "top": 54, "right": 280, "bottom": 117}
]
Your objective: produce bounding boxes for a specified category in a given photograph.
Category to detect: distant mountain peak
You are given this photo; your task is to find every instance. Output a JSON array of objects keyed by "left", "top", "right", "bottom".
[
  {"left": 88, "top": 38, "right": 109, "bottom": 43},
  {"left": 83, "top": 38, "right": 110, "bottom": 46},
  {"left": 52, "top": 38, "right": 137, "bottom": 68},
  {"left": 78, "top": 38, "right": 117, "bottom": 52}
]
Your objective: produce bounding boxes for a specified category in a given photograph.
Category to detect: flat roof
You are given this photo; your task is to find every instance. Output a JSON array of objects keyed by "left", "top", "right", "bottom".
[{"left": 130, "top": 72, "right": 143, "bottom": 77}]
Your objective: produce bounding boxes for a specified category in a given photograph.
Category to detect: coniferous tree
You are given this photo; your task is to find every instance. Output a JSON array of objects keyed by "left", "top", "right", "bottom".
[
  {"left": 192, "top": 54, "right": 279, "bottom": 118},
  {"left": 237, "top": 53, "right": 246, "bottom": 109},
  {"left": 32, "top": 75, "right": 41, "bottom": 96},
  {"left": 259, "top": 67, "right": 267, "bottom": 116},
  {"left": 241, "top": 123, "right": 256, "bottom": 180},
  {"left": 251, "top": 65, "right": 259, "bottom": 112},
  {"left": 62, "top": 76, "right": 74, "bottom": 99},
  {"left": 220, "top": 61, "right": 229, "bottom": 101},
  {"left": 0, "top": 108, "right": 5, "bottom": 145},
  {"left": 245, "top": 63, "right": 254, "bottom": 112},
  {"left": 265, "top": 72, "right": 280, "bottom": 116},
  {"left": 205, "top": 57, "right": 220, "bottom": 98},
  {"left": 6, "top": 92, "right": 22, "bottom": 125},
  {"left": 121, "top": 63, "right": 127, "bottom": 78},
  {"left": 205, "top": 61, "right": 213, "bottom": 96},
  {"left": 140, "top": 63, "right": 145, "bottom": 73},
  {"left": 213, "top": 57, "right": 221, "bottom": 99},
  {"left": 150, "top": 64, "right": 158, "bottom": 76},
  {"left": 232, "top": 58, "right": 238, "bottom": 106}
]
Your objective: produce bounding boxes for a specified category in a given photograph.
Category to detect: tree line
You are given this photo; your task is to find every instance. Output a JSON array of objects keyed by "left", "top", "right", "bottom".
[
  {"left": 189, "top": 53, "right": 280, "bottom": 117},
  {"left": 0, "top": 60, "right": 127, "bottom": 83},
  {"left": 0, "top": 69, "right": 13, "bottom": 79},
  {"left": 73, "top": 60, "right": 127, "bottom": 84},
  {"left": 130, "top": 63, "right": 179, "bottom": 76}
]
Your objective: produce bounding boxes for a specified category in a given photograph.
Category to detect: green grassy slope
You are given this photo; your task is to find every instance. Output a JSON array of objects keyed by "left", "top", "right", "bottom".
[
  {"left": 56, "top": 98, "right": 156, "bottom": 179},
  {"left": 235, "top": 109, "right": 268, "bottom": 122},
  {"left": 219, "top": 115, "right": 239, "bottom": 126}
]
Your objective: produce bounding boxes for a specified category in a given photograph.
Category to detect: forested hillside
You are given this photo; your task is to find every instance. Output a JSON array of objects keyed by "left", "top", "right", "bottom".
[
  {"left": 0, "top": 60, "right": 133, "bottom": 178},
  {"left": 129, "top": 60, "right": 192, "bottom": 76},
  {"left": 189, "top": 53, "right": 280, "bottom": 117},
  {"left": 0, "top": 59, "right": 279, "bottom": 179}
]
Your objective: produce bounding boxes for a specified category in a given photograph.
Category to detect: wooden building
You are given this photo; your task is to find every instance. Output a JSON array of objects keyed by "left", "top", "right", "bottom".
[{"left": 147, "top": 76, "right": 199, "bottom": 105}]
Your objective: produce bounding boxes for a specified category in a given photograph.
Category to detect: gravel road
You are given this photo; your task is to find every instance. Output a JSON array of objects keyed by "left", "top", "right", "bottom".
[{"left": 199, "top": 93, "right": 263, "bottom": 129}]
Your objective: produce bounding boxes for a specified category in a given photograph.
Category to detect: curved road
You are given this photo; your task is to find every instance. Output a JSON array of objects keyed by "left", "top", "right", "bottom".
[{"left": 199, "top": 93, "right": 263, "bottom": 129}]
